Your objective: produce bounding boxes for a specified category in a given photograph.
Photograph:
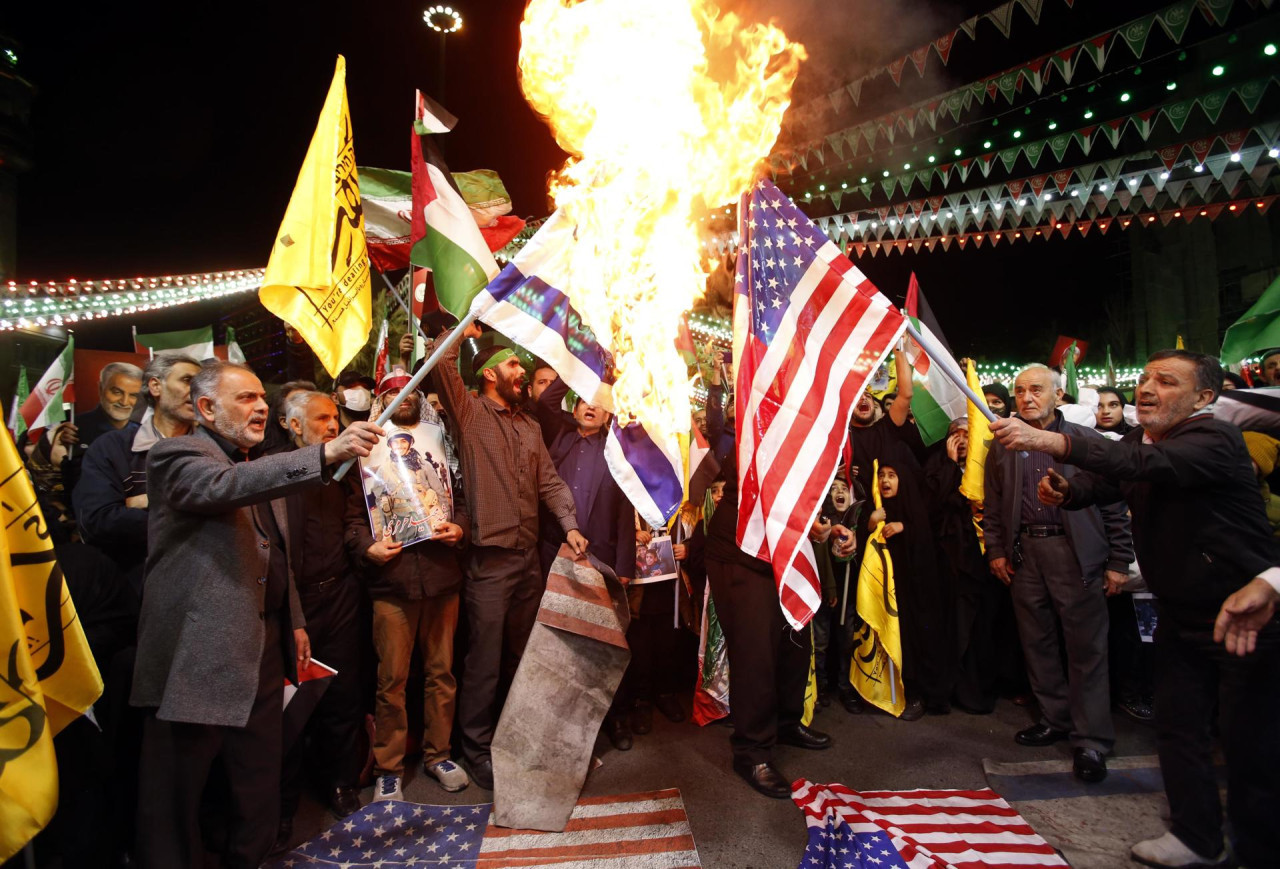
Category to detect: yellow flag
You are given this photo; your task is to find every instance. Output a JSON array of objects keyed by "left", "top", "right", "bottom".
[
  {"left": 801, "top": 623, "right": 817, "bottom": 727},
  {"left": 959, "top": 359, "right": 992, "bottom": 502},
  {"left": 850, "top": 460, "right": 905, "bottom": 717},
  {"left": 260, "top": 56, "right": 373, "bottom": 378},
  {"left": 1176, "top": 334, "right": 1185, "bottom": 349},
  {"left": 0, "top": 432, "right": 104, "bottom": 860}
]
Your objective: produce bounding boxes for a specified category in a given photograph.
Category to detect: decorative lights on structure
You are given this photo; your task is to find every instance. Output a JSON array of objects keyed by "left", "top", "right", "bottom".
[
  {"left": 423, "top": 5, "right": 462, "bottom": 32},
  {"left": 0, "top": 269, "right": 265, "bottom": 332}
]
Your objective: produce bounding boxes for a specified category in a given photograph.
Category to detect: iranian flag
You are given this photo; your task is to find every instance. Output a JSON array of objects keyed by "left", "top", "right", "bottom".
[
  {"left": 410, "top": 91, "right": 499, "bottom": 319},
  {"left": 903, "top": 273, "right": 966, "bottom": 445},
  {"left": 7, "top": 366, "right": 28, "bottom": 443},
  {"left": 133, "top": 325, "right": 214, "bottom": 359},
  {"left": 20, "top": 336, "right": 75, "bottom": 437},
  {"left": 359, "top": 166, "right": 414, "bottom": 273},
  {"left": 226, "top": 326, "right": 246, "bottom": 364},
  {"left": 373, "top": 319, "right": 390, "bottom": 384}
]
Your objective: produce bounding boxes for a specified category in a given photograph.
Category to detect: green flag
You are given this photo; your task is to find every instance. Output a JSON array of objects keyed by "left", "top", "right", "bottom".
[
  {"left": 1222, "top": 275, "right": 1280, "bottom": 364},
  {"left": 1105, "top": 345, "right": 1116, "bottom": 387},
  {"left": 1063, "top": 341, "right": 1080, "bottom": 398},
  {"left": 7, "top": 366, "right": 28, "bottom": 443}
]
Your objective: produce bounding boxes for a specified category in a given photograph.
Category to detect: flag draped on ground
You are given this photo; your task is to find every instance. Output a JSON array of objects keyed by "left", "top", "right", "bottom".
[
  {"left": 0, "top": 429, "right": 104, "bottom": 861},
  {"left": 468, "top": 210, "right": 684, "bottom": 528},
  {"left": 265, "top": 790, "right": 702, "bottom": 868},
  {"left": 259, "top": 55, "right": 373, "bottom": 378},
  {"left": 411, "top": 91, "right": 500, "bottom": 319},
  {"left": 1222, "top": 273, "right": 1280, "bottom": 363},
  {"left": 133, "top": 325, "right": 214, "bottom": 359},
  {"left": 734, "top": 179, "right": 905, "bottom": 630},
  {"left": 903, "top": 274, "right": 966, "bottom": 446},
  {"left": 959, "top": 360, "right": 992, "bottom": 503},
  {"left": 792, "top": 780, "right": 1069, "bottom": 869},
  {"left": 851, "top": 460, "right": 905, "bottom": 716},
  {"left": 19, "top": 336, "right": 74, "bottom": 438}
]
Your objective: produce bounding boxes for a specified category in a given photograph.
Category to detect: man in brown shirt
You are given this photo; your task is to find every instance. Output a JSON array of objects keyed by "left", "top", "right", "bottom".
[{"left": 430, "top": 323, "right": 587, "bottom": 790}]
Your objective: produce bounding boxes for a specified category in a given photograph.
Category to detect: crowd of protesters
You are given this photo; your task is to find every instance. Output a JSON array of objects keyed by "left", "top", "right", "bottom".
[{"left": 12, "top": 332, "right": 1280, "bottom": 869}]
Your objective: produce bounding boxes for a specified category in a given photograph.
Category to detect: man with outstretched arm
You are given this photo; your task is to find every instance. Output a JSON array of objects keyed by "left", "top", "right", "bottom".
[{"left": 990, "top": 349, "right": 1280, "bottom": 869}]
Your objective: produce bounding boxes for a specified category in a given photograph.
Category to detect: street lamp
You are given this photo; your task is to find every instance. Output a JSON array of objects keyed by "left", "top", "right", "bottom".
[{"left": 423, "top": 5, "right": 462, "bottom": 104}]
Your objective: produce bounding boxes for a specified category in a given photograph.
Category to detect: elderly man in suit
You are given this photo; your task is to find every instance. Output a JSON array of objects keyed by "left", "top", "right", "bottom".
[
  {"left": 131, "top": 361, "right": 381, "bottom": 869},
  {"left": 984, "top": 364, "right": 1133, "bottom": 784}
]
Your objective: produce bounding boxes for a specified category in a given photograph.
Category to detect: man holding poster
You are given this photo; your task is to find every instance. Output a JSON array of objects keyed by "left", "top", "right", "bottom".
[{"left": 344, "top": 369, "right": 470, "bottom": 801}]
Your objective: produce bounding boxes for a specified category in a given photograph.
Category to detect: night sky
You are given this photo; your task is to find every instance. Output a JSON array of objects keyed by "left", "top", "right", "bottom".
[{"left": 3, "top": 0, "right": 1144, "bottom": 360}]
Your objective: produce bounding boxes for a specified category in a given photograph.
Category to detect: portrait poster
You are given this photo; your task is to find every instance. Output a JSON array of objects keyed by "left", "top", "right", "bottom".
[
  {"left": 358, "top": 419, "right": 453, "bottom": 547},
  {"left": 633, "top": 534, "right": 679, "bottom": 585}
]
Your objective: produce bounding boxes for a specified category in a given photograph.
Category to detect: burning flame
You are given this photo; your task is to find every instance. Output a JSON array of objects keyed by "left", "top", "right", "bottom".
[{"left": 518, "top": 0, "right": 804, "bottom": 438}]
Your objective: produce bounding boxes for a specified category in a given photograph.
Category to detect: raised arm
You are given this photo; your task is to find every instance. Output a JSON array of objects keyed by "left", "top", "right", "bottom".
[
  {"left": 427, "top": 326, "right": 478, "bottom": 430},
  {"left": 534, "top": 375, "right": 576, "bottom": 447},
  {"left": 151, "top": 439, "right": 328, "bottom": 515},
  {"left": 887, "top": 349, "right": 913, "bottom": 427}
]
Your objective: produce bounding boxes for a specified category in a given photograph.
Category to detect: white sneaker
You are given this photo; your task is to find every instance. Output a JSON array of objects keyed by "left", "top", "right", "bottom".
[
  {"left": 374, "top": 774, "right": 403, "bottom": 802},
  {"left": 1131, "top": 832, "right": 1227, "bottom": 868},
  {"left": 426, "top": 759, "right": 470, "bottom": 793}
]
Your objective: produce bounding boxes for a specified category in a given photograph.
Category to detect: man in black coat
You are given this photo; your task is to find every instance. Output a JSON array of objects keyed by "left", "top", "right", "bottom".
[{"left": 992, "top": 349, "right": 1280, "bottom": 869}]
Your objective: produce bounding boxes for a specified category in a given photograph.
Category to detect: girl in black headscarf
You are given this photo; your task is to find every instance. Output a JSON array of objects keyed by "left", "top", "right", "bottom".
[
  {"left": 981, "top": 382, "right": 1012, "bottom": 419},
  {"left": 865, "top": 462, "right": 956, "bottom": 719},
  {"left": 1094, "top": 387, "right": 1133, "bottom": 437}
]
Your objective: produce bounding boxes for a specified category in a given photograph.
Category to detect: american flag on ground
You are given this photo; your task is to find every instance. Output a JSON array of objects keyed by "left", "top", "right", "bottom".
[
  {"left": 792, "top": 780, "right": 1068, "bottom": 869},
  {"left": 734, "top": 179, "right": 905, "bottom": 629},
  {"left": 265, "top": 788, "right": 701, "bottom": 868}
]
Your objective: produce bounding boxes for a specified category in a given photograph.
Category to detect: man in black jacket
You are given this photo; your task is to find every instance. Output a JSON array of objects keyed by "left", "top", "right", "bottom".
[
  {"left": 273, "top": 391, "right": 365, "bottom": 848},
  {"left": 992, "top": 349, "right": 1280, "bottom": 869},
  {"left": 984, "top": 364, "right": 1133, "bottom": 784}
]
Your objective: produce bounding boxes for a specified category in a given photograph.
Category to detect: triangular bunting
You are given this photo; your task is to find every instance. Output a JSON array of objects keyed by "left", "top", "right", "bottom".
[
  {"left": 826, "top": 134, "right": 845, "bottom": 161},
  {"left": 1141, "top": 184, "right": 1160, "bottom": 207},
  {"left": 972, "top": 232, "right": 986, "bottom": 248},
  {"left": 1076, "top": 162, "right": 1099, "bottom": 185},
  {"left": 1078, "top": 219, "right": 1094, "bottom": 236},
  {"left": 1158, "top": 208, "right": 1177, "bottom": 226},
  {"left": 846, "top": 79, "right": 863, "bottom": 106},
  {"left": 1133, "top": 109, "right": 1159, "bottom": 141},
  {"left": 1157, "top": 0, "right": 1198, "bottom": 43},
  {"left": 853, "top": 242, "right": 866, "bottom": 258},
  {"left": 1049, "top": 45, "right": 1079, "bottom": 85},
  {"left": 999, "top": 147, "right": 1021, "bottom": 173},
  {"left": 955, "top": 158, "right": 974, "bottom": 183},
  {"left": 1114, "top": 188, "right": 1133, "bottom": 210},
  {"left": 1202, "top": 203, "right": 1226, "bottom": 221},
  {"left": 1025, "top": 140, "right": 1046, "bottom": 168},
  {"left": 1157, "top": 143, "right": 1184, "bottom": 171},
  {"left": 1190, "top": 174, "right": 1215, "bottom": 200},
  {"left": 881, "top": 177, "right": 898, "bottom": 198},
  {"left": 959, "top": 16, "right": 980, "bottom": 39},
  {"left": 1018, "top": 0, "right": 1046, "bottom": 24},
  {"left": 887, "top": 56, "right": 908, "bottom": 86},
  {"left": 1238, "top": 79, "right": 1269, "bottom": 115},
  {"left": 987, "top": 2, "right": 1016, "bottom": 37},
  {"left": 1075, "top": 126, "right": 1097, "bottom": 156},
  {"left": 828, "top": 88, "right": 846, "bottom": 116},
  {"left": 1028, "top": 174, "right": 1049, "bottom": 197},
  {"left": 1100, "top": 118, "right": 1126, "bottom": 149},
  {"left": 934, "top": 31, "right": 958, "bottom": 65},
  {"left": 1119, "top": 15, "right": 1156, "bottom": 59},
  {"left": 830, "top": 191, "right": 843, "bottom": 211},
  {"left": 1200, "top": 89, "right": 1230, "bottom": 126},
  {"left": 1164, "top": 178, "right": 1189, "bottom": 201},
  {"left": 1007, "top": 178, "right": 1027, "bottom": 199},
  {"left": 1051, "top": 169, "right": 1074, "bottom": 193},
  {"left": 978, "top": 154, "right": 997, "bottom": 178},
  {"left": 1080, "top": 34, "right": 1112, "bottom": 72},
  {"left": 1023, "top": 58, "right": 1047, "bottom": 94},
  {"left": 1056, "top": 220, "right": 1072, "bottom": 238},
  {"left": 1199, "top": 0, "right": 1235, "bottom": 26},
  {"left": 997, "top": 71, "right": 1021, "bottom": 103},
  {"left": 1190, "top": 136, "right": 1214, "bottom": 165},
  {"left": 1048, "top": 133, "right": 1073, "bottom": 163},
  {"left": 1163, "top": 99, "right": 1195, "bottom": 133},
  {"left": 909, "top": 45, "right": 931, "bottom": 77},
  {"left": 1204, "top": 153, "right": 1231, "bottom": 181},
  {"left": 1047, "top": 198, "right": 1070, "bottom": 219},
  {"left": 1239, "top": 147, "right": 1263, "bottom": 174}
]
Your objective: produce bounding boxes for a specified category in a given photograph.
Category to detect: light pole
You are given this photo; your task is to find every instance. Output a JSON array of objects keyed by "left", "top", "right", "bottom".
[{"left": 423, "top": 5, "right": 462, "bottom": 106}]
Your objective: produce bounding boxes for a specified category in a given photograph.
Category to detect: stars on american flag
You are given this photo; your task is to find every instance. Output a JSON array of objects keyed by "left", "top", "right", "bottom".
[
  {"left": 737, "top": 180, "right": 830, "bottom": 347},
  {"left": 264, "top": 799, "right": 490, "bottom": 869}
]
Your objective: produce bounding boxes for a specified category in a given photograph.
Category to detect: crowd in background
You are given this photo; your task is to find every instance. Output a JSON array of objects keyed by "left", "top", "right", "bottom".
[{"left": 11, "top": 333, "right": 1280, "bottom": 869}]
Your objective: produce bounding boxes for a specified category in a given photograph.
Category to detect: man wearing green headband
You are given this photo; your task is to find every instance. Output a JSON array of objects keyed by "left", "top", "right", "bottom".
[{"left": 427, "top": 322, "right": 587, "bottom": 791}]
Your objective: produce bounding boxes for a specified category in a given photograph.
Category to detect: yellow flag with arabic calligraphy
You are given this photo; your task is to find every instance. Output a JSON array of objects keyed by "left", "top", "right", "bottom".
[
  {"left": 0, "top": 431, "right": 104, "bottom": 860},
  {"left": 850, "top": 460, "right": 905, "bottom": 717},
  {"left": 960, "top": 358, "right": 993, "bottom": 503},
  {"left": 260, "top": 55, "right": 373, "bottom": 378}
]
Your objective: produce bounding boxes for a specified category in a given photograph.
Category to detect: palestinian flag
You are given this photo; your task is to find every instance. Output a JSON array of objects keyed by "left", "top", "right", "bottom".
[
  {"left": 225, "top": 326, "right": 247, "bottom": 364},
  {"left": 359, "top": 166, "right": 414, "bottom": 273},
  {"left": 903, "top": 274, "right": 966, "bottom": 445},
  {"left": 20, "top": 336, "right": 74, "bottom": 438},
  {"left": 410, "top": 91, "right": 500, "bottom": 319},
  {"left": 133, "top": 325, "right": 214, "bottom": 359}
]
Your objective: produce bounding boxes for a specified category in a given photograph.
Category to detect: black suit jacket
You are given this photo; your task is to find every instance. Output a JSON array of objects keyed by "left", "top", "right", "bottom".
[{"left": 1061, "top": 413, "right": 1280, "bottom": 628}]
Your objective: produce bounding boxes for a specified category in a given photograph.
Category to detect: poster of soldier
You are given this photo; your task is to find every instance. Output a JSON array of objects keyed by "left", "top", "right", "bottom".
[{"left": 358, "top": 420, "right": 453, "bottom": 546}]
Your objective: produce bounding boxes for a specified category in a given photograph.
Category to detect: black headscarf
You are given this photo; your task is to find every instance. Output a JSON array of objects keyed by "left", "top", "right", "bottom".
[{"left": 981, "top": 382, "right": 1012, "bottom": 418}]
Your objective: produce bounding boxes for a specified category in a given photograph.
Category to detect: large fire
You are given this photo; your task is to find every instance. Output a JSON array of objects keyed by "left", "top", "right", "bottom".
[{"left": 518, "top": 0, "right": 804, "bottom": 438}]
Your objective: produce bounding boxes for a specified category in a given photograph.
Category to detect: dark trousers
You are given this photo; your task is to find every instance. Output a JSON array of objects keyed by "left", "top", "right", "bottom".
[
  {"left": 1155, "top": 617, "right": 1280, "bottom": 865},
  {"left": 135, "top": 615, "right": 284, "bottom": 869},
  {"left": 1108, "top": 591, "right": 1154, "bottom": 703},
  {"left": 1012, "top": 534, "right": 1114, "bottom": 753},
  {"left": 954, "top": 572, "right": 1003, "bottom": 713},
  {"left": 614, "top": 583, "right": 693, "bottom": 712},
  {"left": 458, "top": 545, "right": 542, "bottom": 766},
  {"left": 706, "top": 558, "right": 808, "bottom": 766},
  {"left": 281, "top": 575, "right": 363, "bottom": 816}
]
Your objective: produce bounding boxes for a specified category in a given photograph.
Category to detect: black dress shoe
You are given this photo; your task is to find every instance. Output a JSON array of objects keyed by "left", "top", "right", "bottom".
[
  {"left": 1015, "top": 722, "right": 1070, "bottom": 747},
  {"left": 269, "top": 817, "right": 293, "bottom": 856},
  {"left": 605, "top": 716, "right": 633, "bottom": 751},
  {"left": 654, "top": 693, "right": 686, "bottom": 723},
  {"left": 330, "top": 785, "right": 363, "bottom": 818},
  {"left": 899, "top": 698, "right": 926, "bottom": 721},
  {"left": 1117, "top": 696, "right": 1155, "bottom": 723},
  {"left": 732, "top": 760, "right": 792, "bottom": 799},
  {"left": 631, "top": 701, "right": 654, "bottom": 735},
  {"left": 777, "top": 723, "right": 832, "bottom": 750},
  {"left": 839, "top": 688, "right": 864, "bottom": 714},
  {"left": 469, "top": 757, "right": 494, "bottom": 790},
  {"left": 1073, "top": 748, "right": 1107, "bottom": 783}
]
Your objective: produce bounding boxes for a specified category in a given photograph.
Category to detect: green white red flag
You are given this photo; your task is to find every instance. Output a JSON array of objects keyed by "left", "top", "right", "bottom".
[
  {"left": 133, "top": 325, "right": 214, "bottom": 359},
  {"left": 20, "top": 335, "right": 74, "bottom": 437},
  {"left": 903, "top": 273, "right": 966, "bottom": 445},
  {"left": 7, "top": 366, "right": 28, "bottom": 443}
]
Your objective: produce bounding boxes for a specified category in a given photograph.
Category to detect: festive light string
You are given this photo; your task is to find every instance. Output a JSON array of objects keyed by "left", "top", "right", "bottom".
[{"left": 0, "top": 269, "right": 265, "bottom": 331}]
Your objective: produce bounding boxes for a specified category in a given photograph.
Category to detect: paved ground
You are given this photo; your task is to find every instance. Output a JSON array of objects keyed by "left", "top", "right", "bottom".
[{"left": 291, "top": 696, "right": 1160, "bottom": 868}]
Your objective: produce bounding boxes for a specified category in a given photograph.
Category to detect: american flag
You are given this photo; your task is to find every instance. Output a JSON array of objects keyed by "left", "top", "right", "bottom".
[
  {"left": 265, "top": 789, "right": 701, "bottom": 868},
  {"left": 792, "top": 780, "right": 1068, "bottom": 869},
  {"left": 734, "top": 179, "right": 905, "bottom": 628}
]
